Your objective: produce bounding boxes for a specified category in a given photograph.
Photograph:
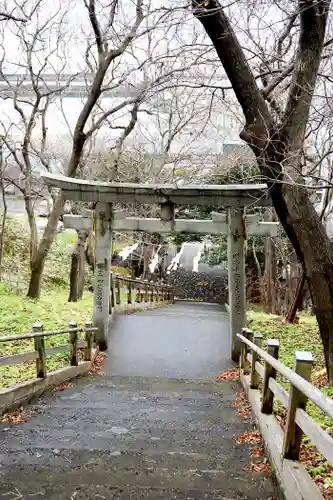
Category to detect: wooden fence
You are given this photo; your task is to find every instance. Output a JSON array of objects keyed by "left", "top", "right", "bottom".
[
  {"left": 110, "top": 273, "right": 173, "bottom": 309},
  {"left": 0, "top": 322, "right": 98, "bottom": 378},
  {"left": 237, "top": 328, "right": 333, "bottom": 492},
  {"left": 0, "top": 276, "right": 172, "bottom": 380}
]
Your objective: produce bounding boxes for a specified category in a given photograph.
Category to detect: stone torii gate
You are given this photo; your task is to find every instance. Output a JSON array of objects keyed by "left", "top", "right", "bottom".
[{"left": 41, "top": 172, "right": 278, "bottom": 361}]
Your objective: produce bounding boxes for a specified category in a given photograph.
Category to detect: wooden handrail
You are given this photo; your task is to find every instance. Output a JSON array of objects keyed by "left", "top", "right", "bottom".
[
  {"left": 111, "top": 272, "right": 172, "bottom": 288},
  {"left": 0, "top": 326, "right": 97, "bottom": 343},
  {"left": 110, "top": 272, "right": 174, "bottom": 309},
  {"left": 237, "top": 332, "right": 333, "bottom": 419},
  {"left": 0, "top": 322, "right": 98, "bottom": 377},
  {"left": 237, "top": 329, "right": 333, "bottom": 474}
]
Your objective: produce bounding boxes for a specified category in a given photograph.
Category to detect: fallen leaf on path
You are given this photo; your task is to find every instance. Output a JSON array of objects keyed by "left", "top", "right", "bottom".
[
  {"left": 0, "top": 405, "right": 41, "bottom": 424},
  {"left": 250, "top": 447, "right": 265, "bottom": 458},
  {"left": 243, "top": 460, "right": 270, "bottom": 473},
  {"left": 88, "top": 351, "right": 107, "bottom": 375},
  {"left": 53, "top": 382, "right": 73, "bottom": 392},
  {"left": 233, "top": 431, "right": 262, "bottom": 445},
  {"left": 214, "top": 369, "right": 239, "bottom": 380},
  {"left": 237, "top": 407, "right": 252, "bottom": 417}
]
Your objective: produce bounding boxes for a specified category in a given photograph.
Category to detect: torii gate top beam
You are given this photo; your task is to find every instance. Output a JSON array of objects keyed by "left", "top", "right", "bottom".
[{"left": 41, "top": 172, "right": 272, "bottom": 207}]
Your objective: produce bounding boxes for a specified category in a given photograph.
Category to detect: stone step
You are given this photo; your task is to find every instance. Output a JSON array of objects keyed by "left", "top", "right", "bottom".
[
  {"left": 0, "top": 464, "right": 278, "bottom": 499},
  {"left": 0, "top": 375, "right": 282, "bottom": 500}
]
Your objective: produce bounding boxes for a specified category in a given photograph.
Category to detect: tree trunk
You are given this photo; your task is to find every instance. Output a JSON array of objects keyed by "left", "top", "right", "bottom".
[
  {"left": 263, "top": 237, "right": 277, "bottom": 314},
  {"left": 271, "top": 181, "right": 333, "bottom": 383},
  {"left": 68, "top": 250, "right": 79, "bottom": 302},
  {"left": 68, "top": 230, "right": 88, "bottom": 302},
  {"left": 27, "top": 194, "right": 64, "bottom": 298},
  {"left": 191, "top": 0, "right": 333, "bottom": 382},
  {"left": 286, "top": 272, "right": 306, "bottom": 323},
  {"left": 77, "top": 231, "right": 87, "bottom": 299},
  {"left": 85, "top": 230, "right": 95, "bottom": 274},
  {"left": 27, "top": 260, "right": 45, "bottom": 298},
  {"left": 0, "top": 177, "right": 7, "bottom": 281},
  {"left": 24, "top": 195, "right": 38, "bottom": 264},
  {"left": 252, "top": 239, "right": 264, "bottom": 303}
]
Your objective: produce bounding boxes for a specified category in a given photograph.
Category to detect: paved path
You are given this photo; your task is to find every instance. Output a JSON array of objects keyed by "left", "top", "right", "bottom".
[
  {"left": 0, "top": 302, "right": 282, "bottom": 499},
  {"left": 106, "top": 301, "right": 231, "bottom": 379}
]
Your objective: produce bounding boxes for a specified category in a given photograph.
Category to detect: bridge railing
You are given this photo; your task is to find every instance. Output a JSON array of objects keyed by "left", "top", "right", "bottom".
[
  {"left": 110, "top": 273, "right": 174, "bottom": 308},
  {"left": 0, "top": 322, "right": 98, "bottom": 378},
  {"left": 237, "top": 329, "right": 333, "bottom": 470}
]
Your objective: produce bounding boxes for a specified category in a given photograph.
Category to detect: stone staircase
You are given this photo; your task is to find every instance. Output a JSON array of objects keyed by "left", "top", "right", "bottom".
[{"left": 0, "top": 374, "right": 281, "bottom": 499}]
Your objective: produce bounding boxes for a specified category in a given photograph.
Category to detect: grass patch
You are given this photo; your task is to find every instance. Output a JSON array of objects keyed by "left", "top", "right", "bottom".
[
  {"left": 247, "top": 309, "right": 324, "bottom": 370},
  {"left": 247, "top": 308, "right": 328, "bottom": 424},
  {"left": 0, "top": 283, "right": 93, "bottom": 389},
  {"left": 56, "top": 230, "right": 77, "bottom": 246}
]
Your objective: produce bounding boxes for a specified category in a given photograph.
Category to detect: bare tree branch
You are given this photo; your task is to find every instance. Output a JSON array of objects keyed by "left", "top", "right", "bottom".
[
  {"left": 0, "top": 10, "right": 27, "bottom": 22},
  {"left": 192, "top": 0, "right": 272, "bottom": 148},
  {"left": 281, "top": 1, "right": 330, "bottom": 154}
]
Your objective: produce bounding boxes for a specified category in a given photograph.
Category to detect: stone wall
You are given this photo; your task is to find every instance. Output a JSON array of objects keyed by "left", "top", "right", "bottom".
[{"left": 173, "top": 268, "right": 228, "bottom": 304}]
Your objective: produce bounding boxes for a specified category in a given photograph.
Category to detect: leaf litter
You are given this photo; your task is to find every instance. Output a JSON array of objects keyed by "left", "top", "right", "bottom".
[{"left": 88, "top": 351, "right": 107, "bottom": 375}]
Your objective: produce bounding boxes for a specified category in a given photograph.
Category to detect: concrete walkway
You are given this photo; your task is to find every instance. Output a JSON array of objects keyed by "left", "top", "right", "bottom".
[{"left": 106, "top": 301, "right": 232, "bottom": 379}]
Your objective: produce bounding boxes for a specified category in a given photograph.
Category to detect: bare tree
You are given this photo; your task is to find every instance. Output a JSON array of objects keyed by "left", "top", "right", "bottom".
[
  {"left": 0, "top": 139, "right": 7, "bottom": 279},
  {"left": 192, "top": 0, "right": 333, "bottom": 381},
  {"left": 0, "top": 1, "right": 76, "bottom": 270}
]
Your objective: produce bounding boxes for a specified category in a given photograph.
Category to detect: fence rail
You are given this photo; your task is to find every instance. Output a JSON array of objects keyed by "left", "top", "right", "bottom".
[
  {"left": 110, "top": 272, "right": 174, "bottom": 308},
  {"left": 0, "top": 322, "right": 98, "bottom": 377},
  {"left": 237, "top": 329, "right": 333, "bottom": 467}
]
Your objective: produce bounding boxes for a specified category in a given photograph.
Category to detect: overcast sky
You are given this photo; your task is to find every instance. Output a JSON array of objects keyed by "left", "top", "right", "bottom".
[{"left": 0, "top": 0, "right": 306, "bottom": 162}]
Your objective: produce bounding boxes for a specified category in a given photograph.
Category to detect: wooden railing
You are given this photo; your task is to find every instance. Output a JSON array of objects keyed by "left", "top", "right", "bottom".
[
  {"left": 0, "top": 277, "right": 172, "bottom": 379},
  {"left": 237, "top": 329, "right": 333, "bottom": 466},
  {"left": 0, "top": 322, "right": 98, "bottom": 378},
  {"left": 110, "top": 273, "right": 174, "bottom": 309}
]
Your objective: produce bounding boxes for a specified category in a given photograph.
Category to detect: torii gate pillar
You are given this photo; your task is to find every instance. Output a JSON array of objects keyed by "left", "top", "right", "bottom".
[
  {"left": 227, "top": 207, "right": 246, "bottom": 362},
  {"left": 93, "top": 202, "right": 113, "bottom": 350}
]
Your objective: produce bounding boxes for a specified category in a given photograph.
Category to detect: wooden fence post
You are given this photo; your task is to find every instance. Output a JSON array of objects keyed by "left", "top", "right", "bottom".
[
  {"left": 84, "top": 321, "right": 93, "bottom": 361},
  {"left": 282, "top": 351, "right": 313, "bottom": 460},
  {"left": 156, "top": 285, "right": 159, "bottom": 302},
  {"left": 136, "top": 280, "right": 141, "bottom": 303},
  {"left": 115, "top": 275, "right": 121, "bottom": 305},
  {"left": 246, "top": 330, "right": 254, "bottom": 376},
  {"left": 250, "top": 333, "right": 263, "bottom": 389},
  {"left": 240, "top": 327, "right": 250, "bottom": 370},
  {"left": 69, "top": 320, "right": 78, "bottom": 366},
  {"left": 144, "top": 281, "right": 149, "bottom": 302},
  {"left": 127, "top": 279, "right": 132, "bottom": 304},
  {"left": 110, "top": 275, "right": 115, "bottom": 308},
  {"left": 243, "top": 328, "right": 252, "bottom": 374},
  {"left": 261, "top": 339, "right": 280, "bottom": 414},
  {"left": 33, "top": 322, "right": 46, "bottom": 378},
  {"left": 150, "top": 286, "right": 154, "bottom": 303}
]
